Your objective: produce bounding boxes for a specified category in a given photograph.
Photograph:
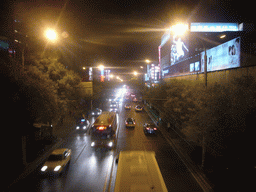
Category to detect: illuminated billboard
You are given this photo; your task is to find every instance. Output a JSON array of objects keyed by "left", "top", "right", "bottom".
[
  {"left": 171, "top": 34, "right": 189, "bottom": 65},
  {"left": 191, "top": 23, "right": 239, "bottom": 32},
  {"left": 201, "top": 37, "right": 240, "bottom": 72}
]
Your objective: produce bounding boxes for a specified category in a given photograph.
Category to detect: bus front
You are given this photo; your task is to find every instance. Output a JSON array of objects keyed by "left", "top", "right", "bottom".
[{"left": 90, "top": 124, "right": 115, "bottom": 148}]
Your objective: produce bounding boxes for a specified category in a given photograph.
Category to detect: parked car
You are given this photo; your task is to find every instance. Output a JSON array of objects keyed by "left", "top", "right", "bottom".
[
  {"left": 135, "top": 105, "right": 143, "bottom": 112},
  {"left": 143, "top": 123, "right": 157, "bottom": 135},
  {"left": 41, "top": 148, "right": 71, "bottom": 175},
  {"left": 125, "top": 118, "right": 136, "bottom": 128}
]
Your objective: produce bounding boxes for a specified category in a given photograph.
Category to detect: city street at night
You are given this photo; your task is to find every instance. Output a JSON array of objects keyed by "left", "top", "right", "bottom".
[{"left": 8, "top": 91, "right": 203, "bottom": 192}]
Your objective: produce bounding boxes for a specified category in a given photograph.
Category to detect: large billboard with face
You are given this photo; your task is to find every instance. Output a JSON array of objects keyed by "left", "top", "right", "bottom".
[{"left": 201, "top": 37, "right": 240, "bottom": 72}]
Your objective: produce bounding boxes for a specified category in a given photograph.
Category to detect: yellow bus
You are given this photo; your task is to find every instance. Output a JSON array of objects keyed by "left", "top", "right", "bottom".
[{"left": 114, "top": 151, "right": 168, "bottom": 192}]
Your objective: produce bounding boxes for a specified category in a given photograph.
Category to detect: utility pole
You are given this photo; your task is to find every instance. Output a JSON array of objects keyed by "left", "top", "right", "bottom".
[{"left": 202, "top": 48, "right": 207, "bottom": 169}]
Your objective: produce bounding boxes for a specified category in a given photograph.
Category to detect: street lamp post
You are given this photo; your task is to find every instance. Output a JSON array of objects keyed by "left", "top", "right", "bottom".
[{"left": 170, "top": 23, "right": 208, "bottom": 168}]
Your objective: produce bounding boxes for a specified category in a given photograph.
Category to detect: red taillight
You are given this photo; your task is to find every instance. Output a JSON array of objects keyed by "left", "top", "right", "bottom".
[
  {"left": 125, "top": 122, "right": 128, "bottom": 124},
  {"left": 146, "top": 127, "right": 150, "bottom": 130},
  {"left": 134, "top": 122, "right": 136, "bottom": 124},
  {"left": 154, "top": 128, "right": 157, "bottom": 130}
]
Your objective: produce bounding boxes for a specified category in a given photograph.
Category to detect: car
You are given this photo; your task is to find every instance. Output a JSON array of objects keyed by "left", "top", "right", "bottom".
[
  {"left": 110, "top": 101, "right": 118, "bottom": 108},
  {"left": 135, "top": 105, "right": 143, "bottom": 112},
  {"left": 124, "top": 104, "right": 131, "bottom": 110},
  {"left": 41, "top": 148, "right": 71, "bottom": 175},
  {"left": 76, "top": 118, "right": 90, "bottom": 130},
  {"left": 125, "top": 118, "right": 136, "bottom": 128},
  {"left": 143, "top": 123, "right": 157, "bottom": 135},
  {"left": 110, "top": 107, "right": 118, "bottom": 112},
  {"left": 91, "top": 108, "right": 102, "bottom": 116}
]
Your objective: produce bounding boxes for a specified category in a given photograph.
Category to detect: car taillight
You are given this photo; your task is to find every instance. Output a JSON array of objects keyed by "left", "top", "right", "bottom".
[
  {"left": 154, "top": 128, "right": 157, "bottom": 130},
  {"left": 98, "top": 126, "right": 105, "bottom": 130},
  {"left": 146, "top": 127, "right": 150, "bottom": 130}
]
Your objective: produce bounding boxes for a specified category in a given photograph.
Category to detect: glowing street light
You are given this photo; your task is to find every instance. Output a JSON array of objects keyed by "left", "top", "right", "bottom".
[
  {"left": 45, "top": 29, "right": 57, "bottom": 41},
  {"left": 134, "top": 71, "right": 138, "bottom": 76},
  {"left": 98, "top": 65, "right": 104, "bottom": 70},
  {"left": 170, "top": 23, "right": 188, "bottom": 36},
  {"left": 145, "top": 59, "right": 150, "bottom": 64}
]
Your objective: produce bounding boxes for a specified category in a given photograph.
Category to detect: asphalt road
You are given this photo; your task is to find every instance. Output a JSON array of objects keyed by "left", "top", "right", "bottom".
[{"left": 9, "top": 93, "right": 203, "bottom": 192}]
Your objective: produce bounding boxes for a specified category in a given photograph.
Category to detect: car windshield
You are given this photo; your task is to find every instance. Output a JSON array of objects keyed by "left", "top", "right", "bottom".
[
  {"left": 127, "top": 118, "right": 133, "bottom": 122},
  {"left": 48, "top": 154, "right": 63, "bottom": 161}
]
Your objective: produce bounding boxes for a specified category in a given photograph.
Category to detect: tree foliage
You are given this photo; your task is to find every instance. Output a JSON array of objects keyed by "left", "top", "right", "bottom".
[
  {"left": 22, "top": 51, "right": 82, "bottom": 124},
  {"left": 163, "top": 76, "right": 256, "bottom": 157}
]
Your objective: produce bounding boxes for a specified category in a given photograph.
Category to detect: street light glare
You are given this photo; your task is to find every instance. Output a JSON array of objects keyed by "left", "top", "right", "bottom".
[
  {"left": 45, "top": 29, "right": 57, "bottom": 41},
  {"left": 170, "top": 24, "right": 188, "bottom": 36},
  {"left": 145, "top": 59, "right": 150, "bottom": 63},
  {"left": 98, "top": 65, "right": 104, "bottom": 70}
]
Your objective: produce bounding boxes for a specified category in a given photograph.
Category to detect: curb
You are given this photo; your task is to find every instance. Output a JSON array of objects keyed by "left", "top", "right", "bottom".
[{"left": 144, "top": 107, "right": 214, "bottom": 192}]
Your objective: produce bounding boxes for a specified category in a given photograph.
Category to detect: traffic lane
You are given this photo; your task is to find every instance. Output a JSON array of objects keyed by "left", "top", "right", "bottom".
[
  {"left": 44, "top": 128, "right": 115, "bottom": 192},
  {"left": 9, "top": 127, "right": 115, "bottom": 192},
  {"left": 117, "top": 103, "right": 203, "bottom": 192}
]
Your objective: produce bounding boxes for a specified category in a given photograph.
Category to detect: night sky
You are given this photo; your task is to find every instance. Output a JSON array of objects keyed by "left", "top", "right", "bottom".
[{"left": 13, "top": 0, "right": 254, "bottom": 75}]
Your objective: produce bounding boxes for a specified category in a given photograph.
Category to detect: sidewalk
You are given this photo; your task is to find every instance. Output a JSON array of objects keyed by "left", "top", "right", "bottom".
[{"left": 144, "top": 106, "right": 214, "bottom": 192}]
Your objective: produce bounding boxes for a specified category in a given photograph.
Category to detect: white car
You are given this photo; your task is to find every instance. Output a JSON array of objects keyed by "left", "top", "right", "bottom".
[{"left": 41, "top": 148, "right": 71, "bottom": 175}]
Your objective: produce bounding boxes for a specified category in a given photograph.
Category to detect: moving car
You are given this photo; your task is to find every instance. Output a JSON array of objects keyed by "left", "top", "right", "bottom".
[
  {"left": 91, "top": 108, "right": 102, "bottom": 116},
  {"left": 125, "top": 118, "right": 136, "bottom": 128},
  {"left": 76, "top": 118, "right": 90, "bottom": 130},
  {"left": 110, "top": 101, "right": 118, "bottom": 108},
  {"left": 41, "top": 148, "right": 71, "bottom": 175},
  {"left": 135, "top": 105, "right": 143, "bottom": 112},
  {"left": 124, "top": 104, "right": 131, "bottom": 110},
  {"left": 143, "top": 123, "right": 157, "bottom": 135}
]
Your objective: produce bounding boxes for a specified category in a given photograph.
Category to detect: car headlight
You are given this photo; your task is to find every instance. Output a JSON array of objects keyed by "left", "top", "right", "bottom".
[
  {"left": 92, "top": 112, "right": 94, "bottom": 115},
  {"left": 76, "top": 126, "right": 80, "bottom": 129},
  {"left": 54, "top": 165, "right": 62, "bottom": 172},
  {"left": 83, "top": 126, "right": 86, "bottom": 129},
  {"left": 108, "top": 141, "right": 113, "bottom": 147},
  {"left": 41, "top": 166, "right": 48, "bottom": 172},
  {"left": 91, "top": 142, "right": 95, "bottom": 147}
]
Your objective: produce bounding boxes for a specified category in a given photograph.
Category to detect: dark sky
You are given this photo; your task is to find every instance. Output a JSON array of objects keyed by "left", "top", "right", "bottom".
[{"left": 14, "top": 0, "right": 254, "bottom": 75}]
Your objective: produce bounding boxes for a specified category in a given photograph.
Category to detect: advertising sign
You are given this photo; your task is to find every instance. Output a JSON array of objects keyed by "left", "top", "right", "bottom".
[
  {"left": 191, "top": 23, "right": 239, "bottom": 32},
  {"left": 171, "top": 34, "right": 189, "bottom": 65},
  {"left": 201, "top": 37, "right": 240, "bottom": 72}
]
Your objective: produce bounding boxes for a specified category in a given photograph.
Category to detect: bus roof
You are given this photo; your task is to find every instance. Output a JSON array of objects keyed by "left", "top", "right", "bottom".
[
  {"left": 114, "top": 151, "right": 168, "bottom": 192},
  {"left": 93, "top": 111, "right": 116, "bottom": 125}
]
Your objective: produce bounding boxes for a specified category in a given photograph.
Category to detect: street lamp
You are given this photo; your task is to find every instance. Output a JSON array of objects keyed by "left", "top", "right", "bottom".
[
  {"left": 170, "top": 23, "right": 188, "bottom": 36},
  {"left": 145, "top": 59, "right": 150, "bottom": 64},
  {"left": 45, "top": 29, "right": 57, "bottom": 42}
]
